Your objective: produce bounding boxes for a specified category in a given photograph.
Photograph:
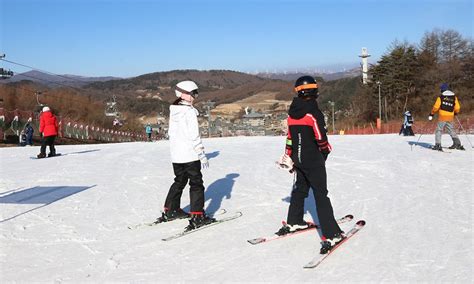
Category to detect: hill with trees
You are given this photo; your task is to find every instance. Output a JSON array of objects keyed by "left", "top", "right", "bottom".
[
  {"left": 351, "top": 29, "right": 473, "bottom": 124},
  {"left": 1, "top": 28, "right": 472, "bottom": 134}
]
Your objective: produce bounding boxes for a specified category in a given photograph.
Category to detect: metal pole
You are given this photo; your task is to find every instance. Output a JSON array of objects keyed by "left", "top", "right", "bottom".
[
  {"left": 377, "top": 81, "right": 382, "bottom": 121},
  {"left": 208, "top": 105, "right": 211, "bottom": 138},
  {"left": 332, "top": 102, "right": 335, "bottom": 134},
  {"left": 455, "top": 116, "right": 473, "bottom": 148}
]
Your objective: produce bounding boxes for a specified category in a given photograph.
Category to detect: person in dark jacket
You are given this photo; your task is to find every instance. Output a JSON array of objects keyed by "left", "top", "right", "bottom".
[
  {"left": 277, "top": 76, "right": 343, "bottom": 255},
  {"left": 37, "top": 106, "right": 59, "bottom": 158},
  {"left": 24, "top": 119, "right": 35, "bottom": 146},
  {"left": 399, "top": 111, "right": 415, "bottom": 136}
]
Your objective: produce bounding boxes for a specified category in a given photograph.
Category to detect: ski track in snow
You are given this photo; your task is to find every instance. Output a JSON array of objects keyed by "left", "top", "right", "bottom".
[{"left": 0, "top": 134, "right": 472, "bottom": 282}]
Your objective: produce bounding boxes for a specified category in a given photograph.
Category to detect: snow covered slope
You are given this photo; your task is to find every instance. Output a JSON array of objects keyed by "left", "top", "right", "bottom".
[{"left": 0, "top": 134, "right": 472, "bottom": 282}]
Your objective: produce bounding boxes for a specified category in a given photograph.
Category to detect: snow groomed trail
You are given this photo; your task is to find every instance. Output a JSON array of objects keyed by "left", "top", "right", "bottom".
[{"left": 0, "top": 134, "right": 472, "bottom": 282}]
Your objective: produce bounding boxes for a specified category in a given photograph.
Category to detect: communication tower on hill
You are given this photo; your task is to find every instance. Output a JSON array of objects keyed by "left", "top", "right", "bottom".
[{"left": 359, "top": 47, "right": 371, "bottom": 84}]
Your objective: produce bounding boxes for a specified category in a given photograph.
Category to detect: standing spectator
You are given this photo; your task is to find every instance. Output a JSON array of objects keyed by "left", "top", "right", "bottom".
[
  {"left": 399, "top": 111, "right": 414, "bottom": 136},
  {"left": 37, "top": 106, "right": 59, "bottom": 158},
  {"left": 429, "top": 83, "right": 465, "bottom": 151},
  {"left": 24, "top": 119, "right": 34, "bottom": 146},
  {"left": 19, "top": 130, "right": 27, "bottom": 146},
  {"left": 145, "top": 123, "right": 153, "bottom": 141}
]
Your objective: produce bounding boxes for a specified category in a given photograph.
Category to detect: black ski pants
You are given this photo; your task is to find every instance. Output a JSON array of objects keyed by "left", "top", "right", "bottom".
[
  {"left": 40, "top": 135, "right": 56, "bottom": 155},
  {"left": 164, "top": 160, "right": 205, "bottom": 214},
  {"left": 287, "top": 165, "right": 342, "bottom": 239}
]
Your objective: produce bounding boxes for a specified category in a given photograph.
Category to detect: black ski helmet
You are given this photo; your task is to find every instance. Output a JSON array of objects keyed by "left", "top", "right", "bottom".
[{"left": 294, "top": 76, "right": 318, "bottom": 97}]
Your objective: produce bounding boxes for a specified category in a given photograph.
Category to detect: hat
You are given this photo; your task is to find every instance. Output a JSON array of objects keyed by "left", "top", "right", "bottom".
[
  {"left": 440, "top": 83, "right": 449, "bottom": 92},
  {"left": 42, "top": 106, "right": 50, "bottom": 112}
]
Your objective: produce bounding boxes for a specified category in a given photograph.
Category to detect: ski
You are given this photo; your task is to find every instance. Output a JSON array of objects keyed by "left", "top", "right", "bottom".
[
  {"left": 31, "top": 153, "right": 63, "bottom": 159},
  {"left": 247, "top": 214, "right": 353, "bottom": 245},
  {"left": 303, "top": 220, "right": 366, "bottom": 269},
  {"left": 128, "top": 208, "right": 226, "bottom": 230},
  {"left": 161, "top": 211, "right": 243, "bottom": 241}
]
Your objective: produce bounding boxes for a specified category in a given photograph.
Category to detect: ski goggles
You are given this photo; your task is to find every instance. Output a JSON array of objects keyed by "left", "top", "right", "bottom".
[{"left": 176, "top": 86, "right": 199, "bottom": 98}]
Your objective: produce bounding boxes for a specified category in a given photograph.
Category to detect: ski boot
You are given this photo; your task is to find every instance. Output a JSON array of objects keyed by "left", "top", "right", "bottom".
[
  {"left": 47, "top": 152, "right": 56, "bottom": 157},
  {"left": 185, "top": 213, "right": 216, "bottom": 231},
  {"left": 320, "top": 232, "right": 346, "bottom": 254},
  {"left": 431, "top": 144, "right": 443, "bottom": 151},
  {"left": 276, "top": 221, "right": 311, "bottom": 236},
  {"left": 448, "top": 139, "right": 465, "bottom": 150},
  {"left": 158, "top": 208, "right": 190, "bottom": 223},
  {"left": 37, "top": 153, "right": 46, "bottom": 159}
]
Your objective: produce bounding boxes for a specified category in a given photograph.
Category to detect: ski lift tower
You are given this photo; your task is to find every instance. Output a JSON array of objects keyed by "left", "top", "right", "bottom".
[{"left": 358, "top": 48, "right": 371, "bottom": 85}]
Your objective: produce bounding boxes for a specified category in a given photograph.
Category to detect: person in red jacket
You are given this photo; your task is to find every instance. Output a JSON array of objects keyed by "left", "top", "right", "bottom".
[{"left": 37, "top": 106, "right": 59, "bottom": 158}]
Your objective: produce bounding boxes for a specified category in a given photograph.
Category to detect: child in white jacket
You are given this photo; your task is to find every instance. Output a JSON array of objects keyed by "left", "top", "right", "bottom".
[{"left": 163, "top": 80, "right": 214, "bottom": 230}]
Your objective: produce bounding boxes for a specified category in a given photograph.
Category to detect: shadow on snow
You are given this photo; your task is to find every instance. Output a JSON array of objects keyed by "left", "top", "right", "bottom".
[
  {"left": 0, "top": 185, "right": 96, "bottom": 223},
  {"left": 408, "top": 141, "right": 433, "bottom": 149},
  {"left": 183, "top": 173, "right": 239, "bottom": 215},
  {"left": 282, "top": 189, "right": 323, "bottom": 237},
  {"left": 205, "top": 151, "right": 220, "bottom": 160}
]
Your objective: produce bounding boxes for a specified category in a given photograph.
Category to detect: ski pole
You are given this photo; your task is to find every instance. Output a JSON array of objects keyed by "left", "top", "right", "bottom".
[
  {"left": 455, "top": 116, "right": 473, "bottom": 148},
  {"left": 411, "top": 133, "right": 424, "bottom": 151}
]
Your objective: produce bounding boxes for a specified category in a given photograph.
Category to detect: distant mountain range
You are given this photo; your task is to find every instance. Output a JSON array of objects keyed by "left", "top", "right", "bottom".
[
  {"left": 1, "top": 70, "right": 120, "bottom": 88},
  {"left": 2, "top": 67, "right": 360, "bottom": 89},
  {"left": 256, "top": 67, "right": 361, "bottom": 81},
  {"left": 1, "top": 69, "right": 361, "bottom": 117}
]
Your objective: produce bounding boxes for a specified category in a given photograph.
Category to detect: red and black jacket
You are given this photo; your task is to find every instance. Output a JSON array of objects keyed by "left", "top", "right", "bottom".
[{"left": 285, "top": 97, "right": 331, "bottom": 167}]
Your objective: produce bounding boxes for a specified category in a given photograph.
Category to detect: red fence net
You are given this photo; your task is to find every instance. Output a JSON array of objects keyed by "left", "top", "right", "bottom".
[
  {"left": 337, "top": 117, "right": 473, "bottom": 135},
  {"left": 0, "top": 108, "right": 149, "bottom": 142}
]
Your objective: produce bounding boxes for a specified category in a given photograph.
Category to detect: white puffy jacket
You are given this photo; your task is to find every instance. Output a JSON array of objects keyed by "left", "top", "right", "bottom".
[{"left": 168, "top": 104, "right": 205, "bottom": 163}]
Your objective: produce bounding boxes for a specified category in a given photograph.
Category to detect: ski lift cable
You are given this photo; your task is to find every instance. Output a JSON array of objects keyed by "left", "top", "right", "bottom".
[
  {"left": 8, "top": 69, "right": 84, "bottom": 91},
  {"left": 0, "top": 58, "right": 90, "bottom": 84}
]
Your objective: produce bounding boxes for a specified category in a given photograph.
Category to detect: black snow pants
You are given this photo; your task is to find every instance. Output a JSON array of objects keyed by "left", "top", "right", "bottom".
[
  {"left": 40, "top": 135, "right": 56, "bottom": 155},
  {"left": 164, "top": 160, "right": 205, "bottom": 214},
  {"left": 287, "top": 165, "right": 342, "bottom": 239}
]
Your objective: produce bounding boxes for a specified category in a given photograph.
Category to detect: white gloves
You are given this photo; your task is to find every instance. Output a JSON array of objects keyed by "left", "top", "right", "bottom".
[
  {"left": 428, "top": 115, "right": 433, "bottom": 121},
  {"left": 277, "top": 154, "right": 294, "bottom": 173},
  {"left": 198, "top": 151, "right": 209, "bottom": 169}
]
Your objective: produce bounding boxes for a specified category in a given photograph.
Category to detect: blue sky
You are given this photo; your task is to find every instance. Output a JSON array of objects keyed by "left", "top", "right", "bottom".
[{"left": 1, "top": 0, "right": 472, "bottom": 77}]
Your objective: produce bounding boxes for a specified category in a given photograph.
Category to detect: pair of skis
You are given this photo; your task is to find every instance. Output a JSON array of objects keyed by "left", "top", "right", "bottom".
[
  {"left": 128, "top": 209, "right": 243, "bottom": 242},
  {"left": 131, "top": 211, "right": 365, "bottom": 269},
  {"left": 247, "top": 214, "right": 366, "bottom": 269}
]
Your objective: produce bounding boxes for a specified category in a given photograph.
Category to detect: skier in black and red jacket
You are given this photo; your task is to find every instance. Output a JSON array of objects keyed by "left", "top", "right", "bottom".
[{"left": 277, "top": 76, "right": 344, "bottom": 254}]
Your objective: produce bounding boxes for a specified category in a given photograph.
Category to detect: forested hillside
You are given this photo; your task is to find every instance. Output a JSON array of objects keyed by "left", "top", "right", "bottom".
[{"left": 351, "top": 29, "right": 473, "bottom": 124}]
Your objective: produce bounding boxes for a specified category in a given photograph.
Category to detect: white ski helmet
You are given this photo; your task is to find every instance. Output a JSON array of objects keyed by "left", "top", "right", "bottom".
[
  {"left": 175, "top": 80, "right": 199, "bottom": 98},
  {"left": 42, "top": 106, "right": 51, "bottom": 112}
]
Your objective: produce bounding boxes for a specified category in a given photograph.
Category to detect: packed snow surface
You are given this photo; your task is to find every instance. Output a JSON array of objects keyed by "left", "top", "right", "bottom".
[{"left": 0, "top": 134, "right": 472, "bottom": 282}]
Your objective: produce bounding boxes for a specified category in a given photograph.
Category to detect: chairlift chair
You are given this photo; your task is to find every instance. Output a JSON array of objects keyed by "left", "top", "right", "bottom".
[
  {"left": 105, "top": 95, "right": 119, "bottom": 117},
  {"left": 0, "top": 68, "right": 14, "bottom": 79}
]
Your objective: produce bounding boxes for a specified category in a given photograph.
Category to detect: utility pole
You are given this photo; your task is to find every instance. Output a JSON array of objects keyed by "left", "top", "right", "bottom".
[
  {"left": 328, "top": 101, "right": 335, "bottom": 134},
  {"left": 376, "top": 81, "right": 382, "bottom": 121},
  {"left": 376, "top": 81, "right": 382, "bottom": 131}
]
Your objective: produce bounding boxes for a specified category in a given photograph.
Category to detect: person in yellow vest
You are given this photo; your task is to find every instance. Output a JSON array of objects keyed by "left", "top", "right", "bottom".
[{"left": 429, "top": 83, "right": 465, "bottom": 151}]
